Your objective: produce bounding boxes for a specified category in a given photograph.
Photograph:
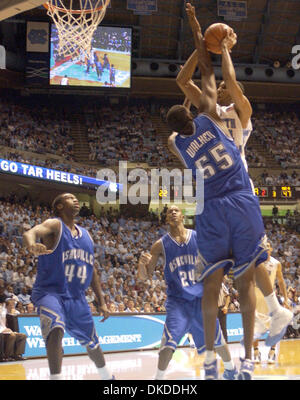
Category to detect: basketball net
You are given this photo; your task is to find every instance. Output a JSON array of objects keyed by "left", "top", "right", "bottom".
[{"left": 44, "top": 0, "right": 110, "bottom": 59}]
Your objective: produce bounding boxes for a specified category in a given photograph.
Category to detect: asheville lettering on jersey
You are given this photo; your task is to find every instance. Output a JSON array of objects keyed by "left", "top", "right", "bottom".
[
  {"left": 169, "top": 253, "right": 202, "bottom": 273},
  {"left": 186, "top": 131, "right": 216, "bottom": 158},
  {"left": 62, "top": 248, "right": 94, "bottom": 265}
]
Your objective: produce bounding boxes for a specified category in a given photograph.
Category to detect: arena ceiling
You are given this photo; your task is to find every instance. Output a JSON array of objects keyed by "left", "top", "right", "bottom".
[{"left": 1, "top": 0, "right": 300, "bottom": 67}]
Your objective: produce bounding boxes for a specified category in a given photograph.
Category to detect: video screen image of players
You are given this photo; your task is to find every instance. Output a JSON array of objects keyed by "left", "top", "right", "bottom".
[{"left": 49, "top": 25, "right": 132, "bottom": 88}]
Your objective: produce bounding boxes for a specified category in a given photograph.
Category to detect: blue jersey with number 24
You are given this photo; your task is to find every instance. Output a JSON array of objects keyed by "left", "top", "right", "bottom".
[{"left": 162, "top": 229, "right": 204, "bottom": 301}]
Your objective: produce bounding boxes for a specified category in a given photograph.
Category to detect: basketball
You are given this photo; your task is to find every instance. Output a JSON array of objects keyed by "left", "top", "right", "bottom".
[{"left": 204, "top": 23, "right": 234, "bottom": 54}]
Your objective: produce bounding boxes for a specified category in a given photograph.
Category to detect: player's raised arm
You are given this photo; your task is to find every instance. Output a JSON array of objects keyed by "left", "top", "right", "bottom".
[
  {"left": 183, "top": 96, "right": 192, "bottom": 110},
  {"left": 176, "top": 50, "right": 202, "bottom": 109},
  {"left": 221, "top": 30, "right": 252, "bottom": 128},
  {"left": 23, "top": 218, "right": 60, "bottom": 256},
  {"left": 186, "top": 3, "right": 218, "bottom": 116},
  {"left": 137, "top": 240, "right": 163, "bottom": 281}
]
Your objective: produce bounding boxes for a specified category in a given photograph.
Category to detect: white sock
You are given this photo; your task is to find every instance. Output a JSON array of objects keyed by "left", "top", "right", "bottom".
[
  {"left": 97, "top": 366, "right": 113, "bottom": 380},
  {"left": 265, "top": 292, "right": 281, "bottom": 313},
  {"left": 154, "top": 368, "right": 166, "bottom": 380},
  {"left": 223, "top": 360, "right": 234, "bottom": 370},
  {"left": 50, "top": 373, "right": 63, "bottom": 380},
  {"left": 205, "top": 350, "right": 216, "bottom": 365}
]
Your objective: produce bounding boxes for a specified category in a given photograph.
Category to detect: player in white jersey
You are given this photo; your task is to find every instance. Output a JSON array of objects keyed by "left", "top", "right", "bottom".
[
  {"left": 215, "top": 99, "right": 252, "bottom": 171},
  {"left": 176, "top": 40, "right": 252, "bottom": 171},
  {"left": 175, "top": 26, "right": 293, "bottom": 349},
  {"left": 253, "top": 242, "right": 290, "bottom": 364}
]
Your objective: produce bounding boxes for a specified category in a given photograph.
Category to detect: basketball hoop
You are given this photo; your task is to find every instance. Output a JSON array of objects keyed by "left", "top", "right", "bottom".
[{"left": 44, "top": 0, "right": 110, "bottom": 58}]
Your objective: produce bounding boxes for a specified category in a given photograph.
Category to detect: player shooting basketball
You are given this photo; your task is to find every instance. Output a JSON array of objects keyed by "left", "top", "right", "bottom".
[
  {"left": 164, "top": 2, "right": 291, "bottom": 380},
  {"left": 176, "top": 2, "right": 293, "bottom": 353}
]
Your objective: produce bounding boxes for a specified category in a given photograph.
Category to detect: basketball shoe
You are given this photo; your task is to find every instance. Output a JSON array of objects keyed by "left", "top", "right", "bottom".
[
  {"left": 204, "top": 359, "right": 218, "bottom": 380},
  {"left": 223, "top": 366, "right": 238, "bottom": 380},
  {"left": 237, "top": 358, "right": 254, "bottom": 380}
]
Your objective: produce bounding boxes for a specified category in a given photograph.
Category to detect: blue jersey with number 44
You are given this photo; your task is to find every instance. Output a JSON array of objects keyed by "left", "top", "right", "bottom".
[
  {"left": 33, "top": 219, "right": 94, "bottom": 299},
  {"left": 173, "top": 114, "right": 252, "bottom": 199}
]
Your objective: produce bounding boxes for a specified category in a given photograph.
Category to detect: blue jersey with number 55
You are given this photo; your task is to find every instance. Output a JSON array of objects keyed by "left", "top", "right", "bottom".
[
  {"left": 162, "top": 230, "right": 204, "bottom": 300},
  {"left": 33, "top": 219, "right": 94, "bottom": 299},
  {"left": 173, "top": 114, "right": 252, "bottom": 200}
]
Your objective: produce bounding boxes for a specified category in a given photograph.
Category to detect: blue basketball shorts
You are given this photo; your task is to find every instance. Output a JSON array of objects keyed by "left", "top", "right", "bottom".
[
  {"left": 160, "top": 295, "right": 223, "bottom": 355},
  {"left": 32, "top": 292, "right": 99, "bottom": 349},
  {"left": 195, "top": 190, "right": 268, "bottom": 281}
]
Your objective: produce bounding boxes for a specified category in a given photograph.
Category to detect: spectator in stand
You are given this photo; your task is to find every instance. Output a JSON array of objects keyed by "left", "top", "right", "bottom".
[
  {"left": 143, "top": 302, "right": 153, "bottom": 313},
  {"left": 25, "top": 303, "right": 36, "bottom": 314},
  {"left": 117, "top": 303, "right": 126, "bottom": 312},
  {"left": 4, "top": 285, "right": 19, "bottom": 303},
  {"left": 79, "top": 203, "right": 91, "bottom": 217},
  {"left": 125, "top": 299, "right": 137, "bottom": 313},
  {"left": 24, "top": 270, "right": 36, "bottom": 294},
  {"left": 18, "top": 287, "right": 31, "bottom": 306},
  {"left": 0, "top": 300, "right": 27, "bottom": 361},
  {"left": 6, "top": 299, "right": 20, "bottom": 316},
  {"left": 15, "top": 302, "right": 25, "bottom": 314},
  {"left": 108, "top": 303, "right": 117, "bottom": 313},
  {"left": 85, "top": 287, "right": 96, "bottom": 305}
]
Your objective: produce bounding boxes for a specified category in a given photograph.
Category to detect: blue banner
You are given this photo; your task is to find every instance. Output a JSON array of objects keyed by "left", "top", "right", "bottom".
[
  {"left": 18, "top": 314, "right": 167, "bottom": 358},
  {"left": 18, "top": 313, "right": 253, "bottom": 358},
  {"left": 0, "top": 159, "right": 122, "bottom": 192}
]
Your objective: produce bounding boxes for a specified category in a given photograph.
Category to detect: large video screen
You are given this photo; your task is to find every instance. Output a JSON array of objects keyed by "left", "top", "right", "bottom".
[{"left": 49, "top": 25, "right": 132, "bottom": 88}]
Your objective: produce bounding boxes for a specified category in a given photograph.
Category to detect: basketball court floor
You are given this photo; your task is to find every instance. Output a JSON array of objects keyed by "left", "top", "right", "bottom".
[{"left": 1, "top": 339, "right": 299, "bottom": 380}]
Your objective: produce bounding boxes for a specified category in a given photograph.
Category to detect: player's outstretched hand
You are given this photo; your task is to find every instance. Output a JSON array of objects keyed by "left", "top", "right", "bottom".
[
  {"left": 137, "top": 252, "right": 151, "bottom": 281},
  {"left": 186, "top": 3, "right": 201, "bottom": 33},
  {"left": 28, "top": 243, "right": 53, "bottom": 256},
  {"left": 99, "top": 304, "right": 110, "bottom": 322},
  {"left": 139, "top": 251, "right": 152, "bottom": 266},
  {"left": 221, "top": 28, "right": 237, "bottom": 52}
]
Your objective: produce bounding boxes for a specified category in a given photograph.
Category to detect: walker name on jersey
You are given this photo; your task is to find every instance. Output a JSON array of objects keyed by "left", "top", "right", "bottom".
[
  {"left": 186, "top": 131, "right": 216, "bottom": 158},
  {"left": 169, "top": 254, "right": 201, "bottom": 273},
  {"left": 62, "top": 248, "right": 94, "bottom": 265}
]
